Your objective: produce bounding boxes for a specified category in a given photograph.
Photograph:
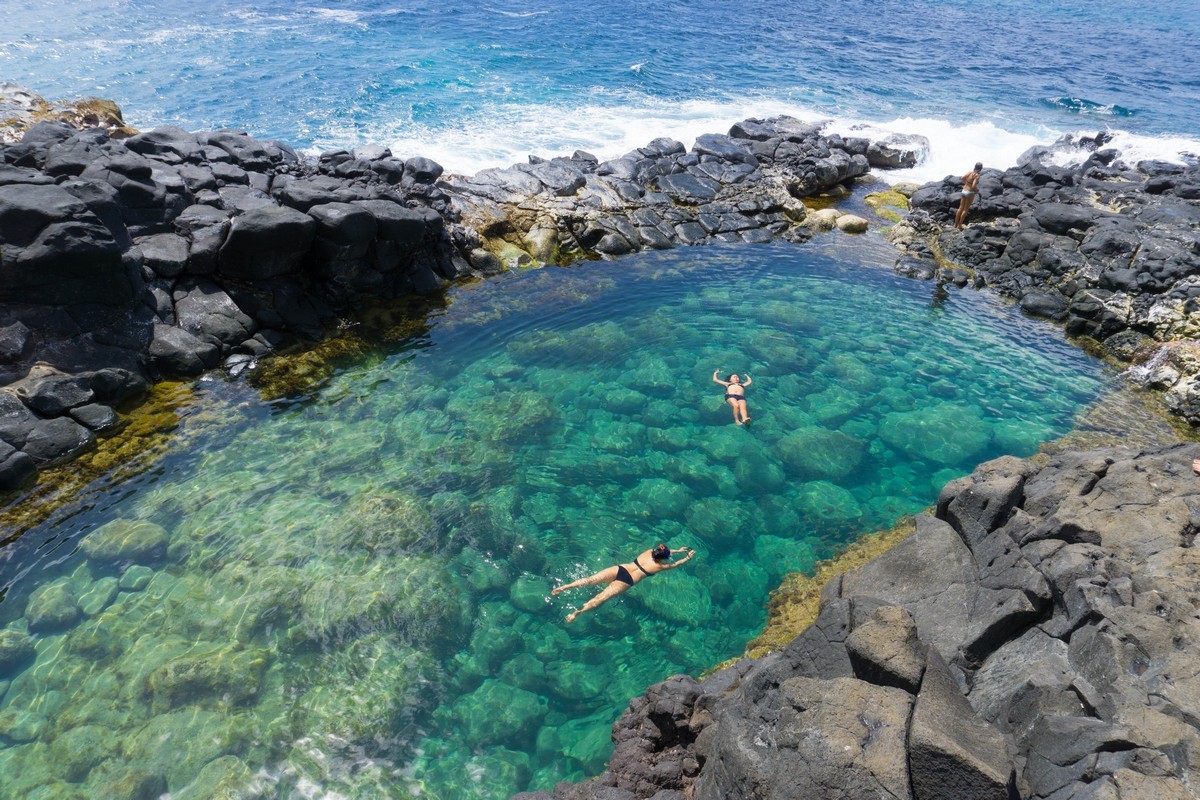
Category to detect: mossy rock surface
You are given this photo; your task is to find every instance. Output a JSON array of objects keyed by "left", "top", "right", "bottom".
[{"left": 147, "top": 644, "right": 270, "bottom": 713}]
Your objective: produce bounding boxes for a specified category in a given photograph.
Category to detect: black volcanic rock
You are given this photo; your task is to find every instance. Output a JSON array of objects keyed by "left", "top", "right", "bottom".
[{"left": 531, "top": 444, "right": 1200, "bottom": 800}]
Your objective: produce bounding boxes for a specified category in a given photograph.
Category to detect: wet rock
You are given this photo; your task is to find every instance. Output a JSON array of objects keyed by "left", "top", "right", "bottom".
[
  {"left": 148, "top": 322, "right": 221, "bottom": 376},
  {"left": 21, "top": 416, "right": 95, "bottom": 465},
  {"left": 0, "top": 439, "right": 37, "bottom": 490},
  {"left": 454, "top": 679, "right": 548, "bottom": 748},
  {"left": 147, "top": 642, "right": 269, "bottom": 712},
  {"left": 69, "top": 402, "right": 120, "bottom": 432},
  {"left": 79, "top": 518, "right": 169, "bottom": 565},
  {"left": 867, "top": 133, "right": 930, "bottom": 169},
  {"left": 77, "top": 576, "right": 119, "bottom": 617},
  {"left": 835, "top": 213, "right": 869, "bottom": 233},
  {"left": 0, "top": 627, "right": 35, "bottom": 676},
  {"left": 25, "top": 578, "right": 80, "bottom": 632},
  {"left": 16, "top": 372, "right": 94, "bottom": 415}
]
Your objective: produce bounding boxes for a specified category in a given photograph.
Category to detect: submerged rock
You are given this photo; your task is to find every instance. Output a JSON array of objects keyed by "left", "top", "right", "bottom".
[{"left": 79, "top": 519, "right": 168, "bottom": 565}]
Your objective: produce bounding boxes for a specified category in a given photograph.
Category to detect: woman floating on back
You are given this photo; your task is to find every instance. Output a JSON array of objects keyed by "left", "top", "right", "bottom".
[{"left": 713, "top": 369, "right": 752, "bottom": 425}]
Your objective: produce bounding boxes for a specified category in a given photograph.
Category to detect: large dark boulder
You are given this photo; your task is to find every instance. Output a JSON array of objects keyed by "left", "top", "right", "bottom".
[
  {"left": 0, "top": 439, "right": 36, "bottom": 490},
  {"left": 908, "top": 652, "right": 1015, "bottom": 800},
  {"left": 79, "top": 152, "right": 193, "bottom": 235},
  {"left": 217, "top": 205, "right": 316, "bottom": 280},
  {"left": 147, "top": 322, "right": 221, "bottom": 376},
  {"left": 16, "top": 373, "right": 94, "bottom": 415},
  {"left": 0, "top": 183, "right": 135, "bottom": 306},
  {"left": 173, "top": 280, "right": 257, "bottom": 348},
  {"left": 21, "top": 416, "right": 95, "bottom": 465},
  {"left": 124, "top": 126, "right": 204, "bottom": 165}
]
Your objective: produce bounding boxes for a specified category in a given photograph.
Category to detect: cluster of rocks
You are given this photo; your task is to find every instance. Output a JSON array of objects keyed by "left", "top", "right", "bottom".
[
  {"left": 0, "top": 85, "right": 926, "bottom": 492},
  {"left": 889, "top": 133, "right": 1200, "bottom": 422},
  {"left": 517, "top": 442, "right": 1200, "bottom": 800},
  {"left": 440, "top": 119, "right": 922, "bottom": 267}
]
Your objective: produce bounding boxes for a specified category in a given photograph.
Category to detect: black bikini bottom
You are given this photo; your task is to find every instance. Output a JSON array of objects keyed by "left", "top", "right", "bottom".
[
  {"left": 614, "top": 565, "right": 634, "bottom": 586},
  {"left": 725, "top": 393, "right": 744, "bottom": 402}
]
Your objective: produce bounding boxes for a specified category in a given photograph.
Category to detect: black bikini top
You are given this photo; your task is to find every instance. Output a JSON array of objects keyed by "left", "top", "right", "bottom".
[{"left": 633, "top": 556, "right": 652, "bottom": 576}]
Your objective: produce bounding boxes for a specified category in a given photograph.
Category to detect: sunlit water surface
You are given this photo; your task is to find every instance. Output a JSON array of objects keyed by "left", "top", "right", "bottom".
[{"left": 0, "top": 241, "right": 1108, "bottom": 798}]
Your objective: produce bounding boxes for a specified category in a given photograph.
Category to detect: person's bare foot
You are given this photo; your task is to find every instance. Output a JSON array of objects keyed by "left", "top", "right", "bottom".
[
  {"left": 551, "top": 586, "right": 563, "bottom": 596},
  {"left": 565, "top": 611, "right": 578, "bottom": 623},
  {"left": 1192, "top": 458, "right": 1200, "bottom": 476},
  {"left": 735, "top": 420, "right": 743, "bottom": 426}
]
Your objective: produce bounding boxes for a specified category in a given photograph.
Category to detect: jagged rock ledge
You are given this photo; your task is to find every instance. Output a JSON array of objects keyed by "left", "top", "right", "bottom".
[
  {"left": 517, "top": 442, "right": 1200, "bottom": 800},
  {"left": 0, "top": 84, "right": 924, "bottom": 491},
  {"left": 888, "top": 133, "right": 1200, "bottom": 422}
]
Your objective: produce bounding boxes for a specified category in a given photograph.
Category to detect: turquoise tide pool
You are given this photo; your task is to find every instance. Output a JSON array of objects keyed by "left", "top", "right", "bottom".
[{"left": 0, "top": 239, "right": 1108, "bottom": 798}]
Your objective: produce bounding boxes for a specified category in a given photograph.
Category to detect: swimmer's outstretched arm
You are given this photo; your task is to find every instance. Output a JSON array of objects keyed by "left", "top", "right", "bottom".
[
  {"left": 742, "top": 374, "right": 752, "bottom": 386},
  {"left": 713, "top": 370, "right": 730, "bottom": 386},
  {"left": 660, "top": 547, "right": 696, "bottom": 570}
]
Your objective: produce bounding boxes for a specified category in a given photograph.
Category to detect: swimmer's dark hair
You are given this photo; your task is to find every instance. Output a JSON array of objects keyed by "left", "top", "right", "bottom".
[
  {"left": 651, "top": 543, "right": 671, "bottom": 561},
  {"left": 975, "top": 162, "right": 983, "bottom": 170}
]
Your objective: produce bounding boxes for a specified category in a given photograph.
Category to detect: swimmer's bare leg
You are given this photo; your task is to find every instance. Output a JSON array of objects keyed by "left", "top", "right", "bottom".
[
  {"left": 552, "top": 566, "right": 619, "bottom": 595},
  {"left": 737, "top": 399, "right": 750, "bottom": 424},
  {"left": 1193, "top": 458, "right": 1200, "bottom": 476},
  {"left": 728, "top": 397, "right": 742, "bottom": 425},
  {"left": 566, "top": 580, "right": 630, "bottom": 623}
]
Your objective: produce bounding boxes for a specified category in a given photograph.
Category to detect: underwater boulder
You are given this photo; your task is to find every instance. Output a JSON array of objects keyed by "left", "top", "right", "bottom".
[
  {"left": 79, "top": 519, "right": 168, "bottom": 566},
  {"left": 774, "top": 426, "right": 867, "bottom": 482},
  {"left": 879, "top": 403, "right": 992, "bottom": 466},
  {"left": 146, "top": 642, "right": 269, "bottom": 713},
  {"left": 0, "top": 628, "right": 35, "bottom": 676},
  {"left": 287, "top": 632, "right": 436, "bottom": 756},
  {"left": 627, "top": 477, "right": 694, "bottom": 519},
  {"left": 452, "top": 679, "right": 548, "bottom": 748},
  {"left": 25, "top": 578, "right": 80, "bottom": 632},
  {"left": 792, "top": 480, "right": 864, "bottom": 525},
  {"left": 48, "top": 723, "right": 122, "bottom": 782}
]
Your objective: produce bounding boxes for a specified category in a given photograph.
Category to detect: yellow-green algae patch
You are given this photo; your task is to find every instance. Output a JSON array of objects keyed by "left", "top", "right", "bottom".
[
  {"left": 864, "top": 188, "right": 910, "bottom": 222},
  {"left": 740, "top": 515, "right": 918, "bottom": 661},
  {"left": 0, "top": 382, "right": 201, "bottom": 541},
  {"left": 248, "top": 293, "right": 448, "bottom": 401}
]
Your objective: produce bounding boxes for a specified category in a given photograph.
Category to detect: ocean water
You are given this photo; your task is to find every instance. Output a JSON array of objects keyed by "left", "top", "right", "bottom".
[
  {"left": 3, "top": 0, "right": 1199, "bottom": 182},
  {"left": 0, "top": 240, "right": 1108, "bottom": 798}
]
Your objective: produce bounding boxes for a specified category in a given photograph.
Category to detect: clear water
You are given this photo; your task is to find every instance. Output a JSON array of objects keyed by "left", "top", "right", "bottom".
[
  {"left": 0, "top": 241, "right": 1108, "bottom": 798},
  {"left": 4, "top": 0, "right": 1199, "bottom": 180}
]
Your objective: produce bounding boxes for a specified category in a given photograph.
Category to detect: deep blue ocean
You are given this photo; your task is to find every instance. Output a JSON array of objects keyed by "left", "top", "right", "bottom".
[{"left": 3, "top": 0, "right": 1199, "bottom": 181}]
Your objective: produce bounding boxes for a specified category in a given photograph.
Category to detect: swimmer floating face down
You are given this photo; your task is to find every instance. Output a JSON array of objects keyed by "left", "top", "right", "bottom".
[{"left": 551, "top": 543, "right": 696, "bottom": 623}]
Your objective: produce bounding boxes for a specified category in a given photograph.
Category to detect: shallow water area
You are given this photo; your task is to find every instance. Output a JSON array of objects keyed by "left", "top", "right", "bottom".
[{"left": 0, "top": 241, "right": 1109, "bottom": 798}]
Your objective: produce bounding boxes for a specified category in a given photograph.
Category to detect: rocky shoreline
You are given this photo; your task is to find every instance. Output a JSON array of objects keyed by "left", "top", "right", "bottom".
[
  {"left": 0, "top": 85, "right": 925, "bottom": 491},
  {"left": 519, "top": 442, "right": 1200, "bottom": 800},
  {"left": 3, "top": 86, "right": 1200, "bottom": 800}
]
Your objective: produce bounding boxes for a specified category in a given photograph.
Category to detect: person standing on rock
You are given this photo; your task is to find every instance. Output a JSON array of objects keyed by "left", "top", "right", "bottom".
[
  {"left": 552, "top": 543, "right": 695, "bottom": 622},
  {"left": 713, "top": 369, "right": 752, "bottom": 425},
  {"left": 955, "top": 162, "right": 983, "bottom": 229}
]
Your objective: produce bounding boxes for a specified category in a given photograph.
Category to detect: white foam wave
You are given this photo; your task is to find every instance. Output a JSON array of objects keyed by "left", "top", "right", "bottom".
[
  {"left": 310, "top": 8, "right": 366, "bottom": 26},
  {"left": 314, "top": 95, "right": 1200, "bottom": 185},
  {"left": 1045, "top": 129, "right": 1200, "bottom": 169},
  {"left": 483, "top": 7, "right": 551, "bottom": 17}
]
